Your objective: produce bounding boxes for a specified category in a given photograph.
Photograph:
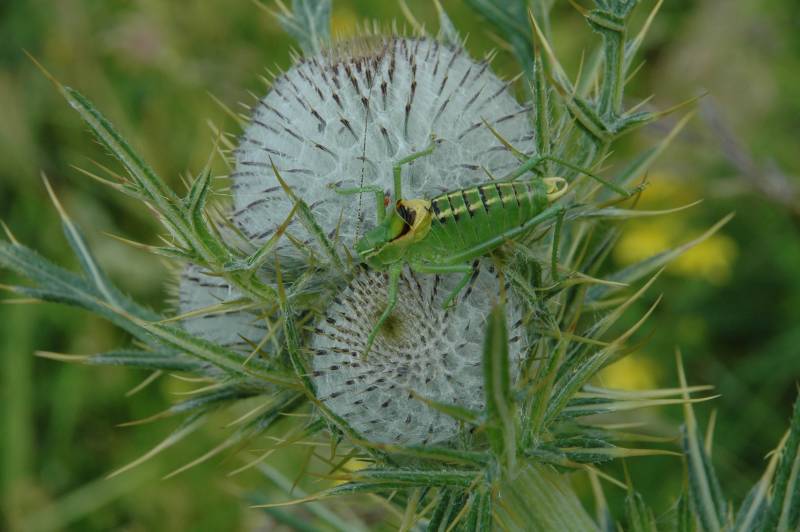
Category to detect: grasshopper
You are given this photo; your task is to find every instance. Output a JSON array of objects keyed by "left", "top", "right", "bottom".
[{"left": 331, "top": 140, "right": 627, "bottom": 355}]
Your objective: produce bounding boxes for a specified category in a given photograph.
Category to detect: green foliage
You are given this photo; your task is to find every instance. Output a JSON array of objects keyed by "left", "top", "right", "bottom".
[{"left": 2, "top": 0, "right": 800, "bottom": 530}]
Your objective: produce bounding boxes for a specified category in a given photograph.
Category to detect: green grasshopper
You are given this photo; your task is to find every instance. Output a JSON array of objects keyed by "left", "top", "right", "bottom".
[{"left": 331, "top": 141, "right": 629, "bottom": 355}]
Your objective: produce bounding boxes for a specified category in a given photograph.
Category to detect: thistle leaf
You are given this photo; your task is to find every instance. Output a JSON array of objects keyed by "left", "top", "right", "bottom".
[
  {"left": 576, "top": 200, "right": 703, "bottom": 221},
  {"left": 731, "top": 481, "right": 767, "bottom": 532},
  {"left": 186, "top": 169, "right": 225, "bottom": 255},
  {"left": 625, "top": 489, "right": 658, "bottom": 532},
  {"left": 106, "top": 412, "right": 207, "bottom": 479},
  {"left": 495, "top": 463, "right": 600, "bottom": 531},
  {"left": 42, "top": 176, "right": 154, "bottom": 319},
  {"left": 27, "top": 53, "right": 191, "bottom": 248},
  {"left": 133, "top": 319, "right": 293, "bottom": 385},
  {"left": 0, "top": 241, "right": 155, "bottom": 342},
  {"left": 378, "top": 445, "right": 490, "bottom": 467},
  {"left": 465, "top": 0, "right": 534, "bottom": 79},
  {"left": 119, "top": 384, "right": 260, "bottom": 427},
  {"left": 257, "top": 463, "right": 366, "bottom": 532},
  {"left": 624, "top": 0, "right": 664, "bottom": 70},
  {"left": 482, "top": 304, "right": 516, "bottom": 471},
  {"left": 352, "top": 468, "right": 478, "bottom": 487},
  {"left": 87, "top": 349, "right": 201, "bottom": 372},
  {"left": 462, "top": 488, "right": 492, "bottom": 531},
  {"left": 406, "top": 390, "right": 481, "bottom": 425},
  {"left": 675, "top": 494, "right": 694, "bottom": 532},
  {"left": 270, "top": 158, "right": 342, "bottom": 269},
  {"left": 426, "top": 489, "right": 467, "bottom": 532}
]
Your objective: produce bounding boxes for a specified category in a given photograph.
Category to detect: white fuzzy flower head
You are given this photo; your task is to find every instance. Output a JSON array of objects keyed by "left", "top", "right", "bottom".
[
  {"left": 180, "top": 36, "right": 538, "bottom": 445},
  {"left": 311, "top": 264, "right": 527, "bottom": 445},
  {"left": 231, "top": 36, "right": 534, "bottom": 256}
]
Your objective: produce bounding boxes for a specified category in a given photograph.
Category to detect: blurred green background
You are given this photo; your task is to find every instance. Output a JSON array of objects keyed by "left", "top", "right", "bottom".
[{"left": 1, "top": 0, "right": 799, "bottom": 530}]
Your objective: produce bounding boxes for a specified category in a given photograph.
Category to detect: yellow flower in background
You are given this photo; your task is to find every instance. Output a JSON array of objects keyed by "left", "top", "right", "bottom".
[
  {"left": 614, "top": 221, "right": 673, "bottom": 264},
  {"left": 671, "top": 235, "right": 737, "bottom": 284},
  {"left": 638, "top": 174, "right": 700, "bottom": 205},
  {"left": 615, "top": 222, "right": 738, "bottom": 285},
  {"left": 598, "top": 354, "right": 660, "bottom": 390},
  {"left": 614, "top": 174, "right": 738, "bottom": 285}
]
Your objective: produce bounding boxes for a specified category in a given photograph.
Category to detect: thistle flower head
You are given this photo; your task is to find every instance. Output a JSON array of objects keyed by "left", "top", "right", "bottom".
[
  {"left": 311, "top": 263, "right": 527, "bottom": 445},
  {"left": 179, "top": 264, "right": 265, "bottom": 354},
  {"left": 231, "top": 37, "right": 533, "bottom": 256}
]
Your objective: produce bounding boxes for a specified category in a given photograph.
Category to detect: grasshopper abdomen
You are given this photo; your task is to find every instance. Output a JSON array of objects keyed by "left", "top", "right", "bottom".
[{"left": 418, "top": 178, "right": 558, "bottom": 264}]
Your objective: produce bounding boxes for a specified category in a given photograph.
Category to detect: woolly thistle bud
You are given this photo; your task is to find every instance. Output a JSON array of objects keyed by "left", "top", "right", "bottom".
[{"left": 180, "top": 36, "right": 538, "bottom": 445}]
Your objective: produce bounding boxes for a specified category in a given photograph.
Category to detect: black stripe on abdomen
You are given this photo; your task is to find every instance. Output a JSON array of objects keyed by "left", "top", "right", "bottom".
[
  {"left": 431, "top": 199, "right": 444, "bottom": 221},
  {"left": 445, "top": 193, "right": 459, "bottom": 222},
  {"left": 462, "top": 189, "right": 476, "bottom": 218},
  {"left": 477, "top": 186, "right": 490, "bottom": 212}
]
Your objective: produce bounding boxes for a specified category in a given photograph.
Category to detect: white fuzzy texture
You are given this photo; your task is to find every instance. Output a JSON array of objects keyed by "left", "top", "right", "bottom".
[
  {"left": 179, "top": 37, "right": 537, "bottom": 445},
  {"left": 179, "top": 264, "right": 265, "bottom": 355},
  {"left": 310, "top": 263, "right": 527, "bottom": 445},
  {"left": 232, "top": 37, "right": 534, "bottom": 255}
]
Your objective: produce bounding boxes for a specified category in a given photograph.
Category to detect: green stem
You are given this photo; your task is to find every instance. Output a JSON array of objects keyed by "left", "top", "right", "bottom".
[
  {"left": 532, "top": 50, "right": 551, "bottom": 171},
  {"left": 600, "top": 28, "right": 625, "bottom": 120}
]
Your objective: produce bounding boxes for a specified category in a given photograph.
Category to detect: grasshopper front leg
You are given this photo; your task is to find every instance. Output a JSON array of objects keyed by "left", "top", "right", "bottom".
[
  {"left": 329, "top": 184, "right": 387, "bottom": 223},
  {"left": 329, "top": 137, "right": 437, "bottom": 226},
  {"left": 392, "top": 136, "right": 437, "bottom": 201}
]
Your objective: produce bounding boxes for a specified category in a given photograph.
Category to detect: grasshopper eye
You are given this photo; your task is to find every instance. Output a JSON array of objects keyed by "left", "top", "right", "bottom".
[
  {"left": 391, "top": 204, "right": 417, "bottom": 240},
  {"left": 397, "top": 204, "right": 416, "bottom": 227}
]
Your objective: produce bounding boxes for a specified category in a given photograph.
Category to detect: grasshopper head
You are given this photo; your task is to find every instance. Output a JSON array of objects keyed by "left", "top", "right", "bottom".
[{"left": 355, "top": 200, "right": 432, "bottom": 269}]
